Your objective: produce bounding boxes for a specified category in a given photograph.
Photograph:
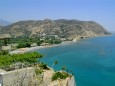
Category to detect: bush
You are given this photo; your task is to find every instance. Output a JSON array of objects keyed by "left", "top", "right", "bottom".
[
  {"left": 35, "top": 69, "right": 43, "bottom": 75},
  {"left": 0, "top": 50, "right": 9, "bottom": 55},
  {"left": 39, "top": 63, "right": 50, "bottom": 70},
  {"left": 37, "top": 40, "right": 43, "bottom": 46},
  {"left": 0, "top": 52, "right": 43, "bottom": 67},
  {"left": 17, "top": 42, "right": 31, "bottom": 48},
  {"left": 52, "top": 71, "right": 70, "bottom": 81}
]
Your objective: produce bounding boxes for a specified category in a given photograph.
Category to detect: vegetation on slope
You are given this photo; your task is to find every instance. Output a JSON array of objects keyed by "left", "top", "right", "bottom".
[
  {"left": 0, "top": 50, "right": 9, "bottom": 55},
  {"left": 0, "top": 52, "right": 43, "bottom": 67},
  {"left": 52, "top": 71, "right": 71, "bottom": 81},
  {"left": 0, "top": 36, "right": 62, "bottom": 48}
]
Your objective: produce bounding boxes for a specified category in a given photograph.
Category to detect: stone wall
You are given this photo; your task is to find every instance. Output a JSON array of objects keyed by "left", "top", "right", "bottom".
[{"left": 0, "top": 67, "right": 35, "bottom": 86}]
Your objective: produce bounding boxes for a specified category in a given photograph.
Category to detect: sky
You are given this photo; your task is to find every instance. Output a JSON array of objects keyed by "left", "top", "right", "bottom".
[{"left": 0, "top": 0, "right": 115, "bottom": 31}]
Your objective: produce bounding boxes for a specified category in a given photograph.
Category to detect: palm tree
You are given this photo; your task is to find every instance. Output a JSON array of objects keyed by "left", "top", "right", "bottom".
[{"left": 52, "top": 60, "right": 58, "bottom": 68}]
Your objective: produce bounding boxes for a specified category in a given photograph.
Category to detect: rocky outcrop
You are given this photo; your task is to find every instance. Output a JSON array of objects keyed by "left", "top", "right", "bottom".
[{"left": 0, "top": 19, "right": 111, "bottom": 39}]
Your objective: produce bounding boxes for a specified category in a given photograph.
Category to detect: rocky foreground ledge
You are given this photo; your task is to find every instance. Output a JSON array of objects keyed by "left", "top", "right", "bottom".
[
  {"left": 0, "top": 51, "right": 77, "bottom": 86},
  {"left": 0, "top": 67, "right": 76, "bottom": 86}
]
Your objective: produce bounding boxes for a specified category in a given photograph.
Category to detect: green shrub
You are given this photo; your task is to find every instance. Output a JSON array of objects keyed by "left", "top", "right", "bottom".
[
  {"left": 35, "top": 69, "right": 43, "bottom": 75},
  {"left": 0, "top": 50, "right": 9, "bottom": 55},
  {"left": 0, "top": 52, "right": 43, "bottom": 67},
  {"left": 17, "top": 42, "right": 31, "bottom": 48},
  {"left": 52, "top": 71, "right": 70, "bottom": 81},
  {"left": 39, "top": 63, "right": 50, "bottom": 70}
]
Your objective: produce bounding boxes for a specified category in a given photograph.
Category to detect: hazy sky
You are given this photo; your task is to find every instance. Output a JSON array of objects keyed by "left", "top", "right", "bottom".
[{"left": 0, "top": 0, "right": 115, "bottom": 31}]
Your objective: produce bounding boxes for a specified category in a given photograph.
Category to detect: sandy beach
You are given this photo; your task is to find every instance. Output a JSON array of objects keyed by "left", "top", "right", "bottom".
[
  {"left": 9, "top": 45, "right": 54, "bottom": 54},
  {"left": 9, "top": 41, "right": 74, "bottom": 54}
]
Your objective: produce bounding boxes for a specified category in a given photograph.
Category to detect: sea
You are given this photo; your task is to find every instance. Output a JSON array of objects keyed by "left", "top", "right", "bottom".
[{"left": 36, "top": 34, "right": 115, "bottom": 86}]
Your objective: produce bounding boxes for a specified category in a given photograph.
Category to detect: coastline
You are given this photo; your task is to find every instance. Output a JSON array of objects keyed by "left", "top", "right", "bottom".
[
  {"left": 9, "top": 34, "right": 112, "bottom": 54},
  {"left": 9, "top": 41, "right": 74, "bottom": 54}
]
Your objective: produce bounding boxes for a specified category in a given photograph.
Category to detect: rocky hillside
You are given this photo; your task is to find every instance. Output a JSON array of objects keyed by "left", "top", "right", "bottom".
[{"left": 0, "top": 19, "right": 111, "bottom": 40}]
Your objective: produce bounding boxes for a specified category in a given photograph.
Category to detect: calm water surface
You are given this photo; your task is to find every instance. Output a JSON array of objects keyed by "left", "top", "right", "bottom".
[{"left": 36, "top": 35, "right": 115, "bottom": 86}]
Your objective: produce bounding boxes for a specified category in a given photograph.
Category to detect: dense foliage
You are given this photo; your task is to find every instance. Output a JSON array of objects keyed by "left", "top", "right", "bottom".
[
  {"left": 0, "top": 52, "right": 43, "bottom": 66},
  {"left": 0, "top": 50, "right": 9, "bottom": 55},
  {"left": 52, "top": 71, "right": 71, "bottom": 81},
  {"left": 9, "top": 36, "right": 62, "bottom": 45},
  {"left": 17, "top": 42, "right": 31, "bottom": 48},
  {"left": 9, "top": 37, "right": 40, "bottom": 44},
  {"left": 2, "top": 36, "right": 62, "bottom": 48}
]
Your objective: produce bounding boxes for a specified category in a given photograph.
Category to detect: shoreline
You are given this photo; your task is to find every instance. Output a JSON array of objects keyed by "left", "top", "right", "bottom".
[
  {"left": 9, "top": 41, "right": 74, "bottom": 54},
  {"left": 9, "top": 34, "right": 112, "bottom": 54}
]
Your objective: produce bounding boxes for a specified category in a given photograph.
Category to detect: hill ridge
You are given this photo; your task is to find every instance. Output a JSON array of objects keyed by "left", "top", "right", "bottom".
[{"left": 0, "top": 19, "right": 111, "bottom": 40}]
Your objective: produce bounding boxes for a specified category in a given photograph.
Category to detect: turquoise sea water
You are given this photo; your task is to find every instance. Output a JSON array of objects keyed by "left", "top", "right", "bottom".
[{"left": 36, "top": 35, "right": 115, "bottom": 86}]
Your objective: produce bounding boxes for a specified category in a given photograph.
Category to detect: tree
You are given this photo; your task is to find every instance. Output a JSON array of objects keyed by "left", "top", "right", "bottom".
[
  {"left": 17, "top": 42, "right": 31, "bottom": 48},
  {"left": 52, "top": 60, "right": 58, "bottom": 68}
]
